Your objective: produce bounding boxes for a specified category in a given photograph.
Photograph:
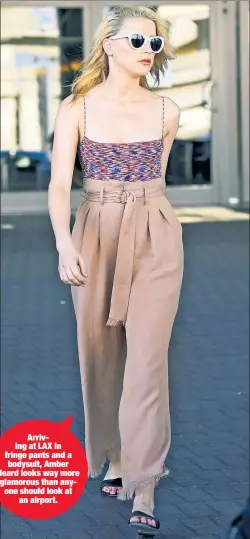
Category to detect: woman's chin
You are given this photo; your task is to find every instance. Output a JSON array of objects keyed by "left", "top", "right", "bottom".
[{"left": 135, "top": 65, "right": 151, "bottom": 76}]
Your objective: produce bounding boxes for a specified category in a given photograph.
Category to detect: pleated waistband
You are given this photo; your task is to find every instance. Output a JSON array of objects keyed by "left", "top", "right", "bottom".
[{"left": 80, "top": 179, "right": 164, "bottom": 205}]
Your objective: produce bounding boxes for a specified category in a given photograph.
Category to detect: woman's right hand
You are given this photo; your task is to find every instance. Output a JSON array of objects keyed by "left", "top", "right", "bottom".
[{"left": 58, "top": 240, "right": 87, "bottom": 287}]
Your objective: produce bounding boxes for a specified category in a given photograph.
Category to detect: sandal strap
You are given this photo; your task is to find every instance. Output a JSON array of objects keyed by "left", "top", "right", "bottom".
[
  {"left": 101, "top": 478, "right": 122, "bottom": 487},
  {"left": 130, "top": 511, "right": 160, "bottom": 529}
]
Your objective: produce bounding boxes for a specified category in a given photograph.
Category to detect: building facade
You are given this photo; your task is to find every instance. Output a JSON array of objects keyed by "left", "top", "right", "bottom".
[{"left": 1, "top": 0, "right": 249, "bottom": 212}]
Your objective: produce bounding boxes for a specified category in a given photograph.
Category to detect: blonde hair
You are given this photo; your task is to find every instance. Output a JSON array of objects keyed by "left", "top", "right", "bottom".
[{"left": 71, "top": 5, "right": 174, "bottom": 100}]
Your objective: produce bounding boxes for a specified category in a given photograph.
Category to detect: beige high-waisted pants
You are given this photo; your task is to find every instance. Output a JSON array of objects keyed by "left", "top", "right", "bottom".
[{"left": 71, "top": 178, "right": 184, "bottom": 500}]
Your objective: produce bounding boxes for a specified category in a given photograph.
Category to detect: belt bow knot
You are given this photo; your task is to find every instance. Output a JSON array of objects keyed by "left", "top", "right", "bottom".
[{"left": 120, "top": 190, "right": 136, "bottom": 204}]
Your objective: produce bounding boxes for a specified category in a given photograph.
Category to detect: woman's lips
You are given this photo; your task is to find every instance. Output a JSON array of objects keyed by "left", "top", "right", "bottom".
[{"left": 139, "top": 60, "right": 151, "bottom": 66}]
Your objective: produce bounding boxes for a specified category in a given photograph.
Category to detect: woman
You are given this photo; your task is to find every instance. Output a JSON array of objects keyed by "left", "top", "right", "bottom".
[{"left": 48, "top": 5, "right": 184, "bottom": 535}]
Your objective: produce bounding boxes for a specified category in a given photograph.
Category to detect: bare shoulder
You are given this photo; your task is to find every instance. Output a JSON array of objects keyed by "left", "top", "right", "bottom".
[
  {"left": 56, "top": 94, "right": 83, "bottom": 125},
  {"left": 163, "top": 96, "right": 180, "bottom": 120},
  {"left": 142, "top": 90, "right": 180, "bottom": 116},
  {"left": 144, "top": 92, "right": 180, "bottom": 134},
  {"left": 162, "top": 96, "right": 180, "bottom": 136}
]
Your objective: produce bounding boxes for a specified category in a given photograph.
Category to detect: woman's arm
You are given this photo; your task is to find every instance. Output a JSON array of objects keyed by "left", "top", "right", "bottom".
[
  {"left": 48, "top": 96, "right": 87, "bottom": 287},
  {"left": 161, "top": 98, "right": 181, "bottom": 194},
  {"left": 48, "top": 96, "right": 78, "bottom": 250}
]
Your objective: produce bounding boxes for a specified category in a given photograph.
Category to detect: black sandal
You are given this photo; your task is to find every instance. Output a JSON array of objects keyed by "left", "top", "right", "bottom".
[
  {"left": 129, "top": 510, "right": 160, "bottom": 536},
  {"left": 100, "top": 477, "right": 122, "bottom": 497}
]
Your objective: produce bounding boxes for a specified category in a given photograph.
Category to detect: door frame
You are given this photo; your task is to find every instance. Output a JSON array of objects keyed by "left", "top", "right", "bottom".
[
  {"left": 1, "top": 0, "right": 240, "bottom": 212},
  {"left": 238, "top": 0, "right": 249, "bottom": 207}
]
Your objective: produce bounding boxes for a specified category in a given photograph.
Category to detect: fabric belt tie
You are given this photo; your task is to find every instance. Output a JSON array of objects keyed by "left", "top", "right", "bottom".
[{"left": 84, "top": 182, "right": 164, "bottom": 327}]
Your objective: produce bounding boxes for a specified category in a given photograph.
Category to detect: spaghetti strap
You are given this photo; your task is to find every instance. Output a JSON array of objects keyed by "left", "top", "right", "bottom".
[
  {"left": 162, "top": 96, "right": 165, "bottom": 139},
  {"left": 83, "top": 97, "right": 86, "bottom": 137}
]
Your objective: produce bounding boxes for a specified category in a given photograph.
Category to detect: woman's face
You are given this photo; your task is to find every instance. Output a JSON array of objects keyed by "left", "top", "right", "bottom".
[{"left": 105, "top": 17, "right": 158, "bottom": 77}]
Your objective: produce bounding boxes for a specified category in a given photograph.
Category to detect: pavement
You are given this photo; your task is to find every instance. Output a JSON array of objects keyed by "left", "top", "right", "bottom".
[{"left": 1, "top": 212, "right": 249, "bottom": 539}]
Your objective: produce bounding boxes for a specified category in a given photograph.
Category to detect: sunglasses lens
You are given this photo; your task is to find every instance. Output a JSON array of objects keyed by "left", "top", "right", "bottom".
[
  {"left": 150, "top": 37, "right": 163, "bottom": 52},
  {"left": 130, "top": 34, "right": 145, "bottom": 49}
]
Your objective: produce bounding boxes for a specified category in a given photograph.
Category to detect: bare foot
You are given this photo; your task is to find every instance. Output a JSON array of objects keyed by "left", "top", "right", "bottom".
[
  {"left": 102, "top": 457, "right": 122, "bottom": 496},
  {"left": 130, "top": 483, "right": 157, "bottom": 528}
]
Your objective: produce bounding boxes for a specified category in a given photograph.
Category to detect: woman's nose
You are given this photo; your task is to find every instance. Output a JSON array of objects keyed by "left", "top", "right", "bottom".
[{"left": 144, "top": 43, "right": 152, "bottom": 54}]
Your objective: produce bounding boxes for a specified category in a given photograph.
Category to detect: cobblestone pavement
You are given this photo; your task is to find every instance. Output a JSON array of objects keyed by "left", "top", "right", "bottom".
[{"left": 1, "top": 214, "right": 249, "bottom": 539}]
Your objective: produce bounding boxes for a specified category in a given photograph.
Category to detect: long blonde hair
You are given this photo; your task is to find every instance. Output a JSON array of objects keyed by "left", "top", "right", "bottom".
[{"left": 71, "top": 5, "right": 174, "bottom": 100}]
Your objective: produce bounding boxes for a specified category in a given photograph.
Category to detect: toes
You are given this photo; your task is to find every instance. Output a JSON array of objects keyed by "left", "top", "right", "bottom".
[
  {"left": 111, "top": 487, "right": 121, "bottom": 495},
  {"left": 103, "top": 486, "right": 112, "bottom": 494},
  {"left": 130, "top": 515, "right": 157, "bottom": 527},
  {"left": 103, "top": 485, "right": 121, "bottom": 495}
]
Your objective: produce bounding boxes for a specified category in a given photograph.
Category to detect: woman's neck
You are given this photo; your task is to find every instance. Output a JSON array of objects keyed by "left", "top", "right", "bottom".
[{"left": 100, "top": 71, "right": 142, "bottom": 102}]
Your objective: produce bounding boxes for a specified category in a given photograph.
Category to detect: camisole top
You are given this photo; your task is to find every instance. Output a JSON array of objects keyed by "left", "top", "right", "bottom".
[{"left": 78, "top": 96, "right": 165, "bottom": 183}]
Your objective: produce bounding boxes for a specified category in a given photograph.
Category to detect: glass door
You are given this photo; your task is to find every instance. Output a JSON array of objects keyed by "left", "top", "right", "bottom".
[{"left": 89, "top": 1, "right": 222, "bottom": 205}]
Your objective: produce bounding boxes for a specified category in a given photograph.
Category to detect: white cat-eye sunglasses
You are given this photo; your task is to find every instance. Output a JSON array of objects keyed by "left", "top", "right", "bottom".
[{"left": 109, "top": 32, "right": 164, "bottom": 53}]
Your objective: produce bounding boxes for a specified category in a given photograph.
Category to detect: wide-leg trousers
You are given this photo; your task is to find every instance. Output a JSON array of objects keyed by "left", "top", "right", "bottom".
[{"left": 71, "top": 178, "right": 184, "bottom": 500}]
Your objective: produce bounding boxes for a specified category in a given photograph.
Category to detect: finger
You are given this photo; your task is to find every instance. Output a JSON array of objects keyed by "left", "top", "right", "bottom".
[
  {"left": 65, "top": 267, "right": 83, "bottom": 286},
  {"left": 70, "top": 263, "right": 87, "bottom": 284},
  {"left": 58, "top": 266, "right": 66, "bottom": 282},
  {"left": 69, "top": 266, "right": 86, "bottom": 286},
  {"left": 59, "top": 267, "right": 71, "bottom": 285},
  {"left": 59, "top": 270, "right": 69, "bottom": 284},
  {"left": 60, "top": 263, "right": 83, "bottom": 287},
  {"left": 78, "top": 255, "right": 88, "bottom": 277}
]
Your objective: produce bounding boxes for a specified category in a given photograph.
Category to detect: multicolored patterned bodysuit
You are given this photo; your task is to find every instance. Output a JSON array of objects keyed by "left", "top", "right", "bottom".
[{"left": 78, "top": 96, "right": 165, "bottom": 182}]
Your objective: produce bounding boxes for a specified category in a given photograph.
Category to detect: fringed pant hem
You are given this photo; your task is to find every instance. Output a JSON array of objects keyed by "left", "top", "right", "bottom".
[
  {"left": 117, "top": 466, "right": 170, "bottom": 501},
  {"left": 87, "top": 442, "right": 121, "bottom": 479}
]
